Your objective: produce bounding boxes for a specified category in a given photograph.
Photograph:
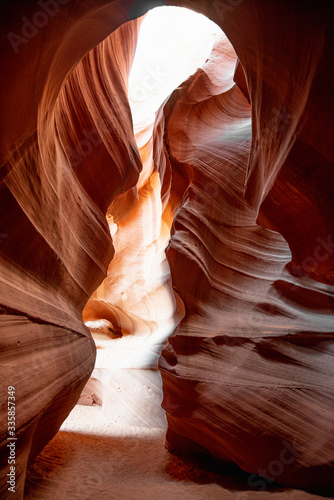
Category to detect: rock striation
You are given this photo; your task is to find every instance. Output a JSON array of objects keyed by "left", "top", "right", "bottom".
[
  {"left": 159, "top": 0, "right": 334, "bottom": 494},
  {"left": 0, "top": 0, "right": 334, "bottom": 498},
  {"left": 1, "top": 4, "right": 142, "bottom": 497}
]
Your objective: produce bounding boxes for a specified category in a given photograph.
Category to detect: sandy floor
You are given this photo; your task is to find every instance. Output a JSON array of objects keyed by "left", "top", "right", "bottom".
[{"left": 24, "top": 405, "right": 331, "bottom": 500}]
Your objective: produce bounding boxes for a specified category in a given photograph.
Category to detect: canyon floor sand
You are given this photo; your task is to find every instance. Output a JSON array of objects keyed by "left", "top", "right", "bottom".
[{"left": 24, "top": 405, "right": 329, "bottom": 500}]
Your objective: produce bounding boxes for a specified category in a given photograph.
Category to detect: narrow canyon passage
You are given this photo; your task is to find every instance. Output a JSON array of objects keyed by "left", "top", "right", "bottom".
[
  {"left": 79, "top": 6, "right": 223, "bottom": 428},
  {"left": 1, "top": 1, "right": 334, "bottom": 499}
]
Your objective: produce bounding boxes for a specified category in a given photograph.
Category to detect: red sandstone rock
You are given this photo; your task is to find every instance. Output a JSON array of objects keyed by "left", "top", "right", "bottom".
[
  {"left": 1, "top": 1, "right": 334, "bottom": 498},
  {"left": 0, "top": 5, "right": 142, "bottom": 497},
  {"left": 159, "top": 0, "right": 334, "bottom": 495}
]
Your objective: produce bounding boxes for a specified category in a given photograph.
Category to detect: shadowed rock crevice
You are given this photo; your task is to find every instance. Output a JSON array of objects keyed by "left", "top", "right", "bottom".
[{"left": 1, "top": 1, "right": 334, "bottom": 498}]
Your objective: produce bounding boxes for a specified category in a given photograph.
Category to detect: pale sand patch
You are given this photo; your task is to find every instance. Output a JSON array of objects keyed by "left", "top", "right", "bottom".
[{"left": 25, "top": 405, "right": 329, "bottom": 500}]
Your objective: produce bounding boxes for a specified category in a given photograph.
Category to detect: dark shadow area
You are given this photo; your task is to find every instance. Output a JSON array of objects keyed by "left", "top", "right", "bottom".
[{"left": 164, "top": 451, "right": 334, "bottom": 498}]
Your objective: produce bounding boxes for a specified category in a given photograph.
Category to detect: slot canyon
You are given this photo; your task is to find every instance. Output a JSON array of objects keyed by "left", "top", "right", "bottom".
[{"left": 1, "top": 1, "right": 334, "bottom": 499}]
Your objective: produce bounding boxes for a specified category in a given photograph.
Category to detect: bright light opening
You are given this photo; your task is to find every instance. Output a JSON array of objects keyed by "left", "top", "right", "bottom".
[
  {"left": 80, "top": 7, "right": 224, "bottom": 427},
  {"left": 128, "top": 6, "right": 222, "bottom": 137}
]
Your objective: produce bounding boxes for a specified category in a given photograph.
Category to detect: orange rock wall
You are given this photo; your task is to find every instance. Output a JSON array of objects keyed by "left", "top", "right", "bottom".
[
  {"left": 0, "top": 0, "right": 334, "bottom": 497},
  {"left": 1, "top": 4, "right": 142, "bottom": 497}
]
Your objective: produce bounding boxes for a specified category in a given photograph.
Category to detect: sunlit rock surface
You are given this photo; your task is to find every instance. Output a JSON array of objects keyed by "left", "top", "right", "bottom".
[
  {"left": 0, "top": 0, "right": 334, "bottom": 498},
  {"left": 0, "top": 6, "right": 142, "bottom": 498},
  {"left": 81, "top": 7, "right": 219, "bottom": 428},
  {"left": 159, "top": 1, "right": 334, "bottom": 495}
]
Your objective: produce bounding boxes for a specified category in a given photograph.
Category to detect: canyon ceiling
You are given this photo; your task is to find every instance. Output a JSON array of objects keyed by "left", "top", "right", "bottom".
[{"left": 1, "top": 0, "right": 334, "bottom": 498}]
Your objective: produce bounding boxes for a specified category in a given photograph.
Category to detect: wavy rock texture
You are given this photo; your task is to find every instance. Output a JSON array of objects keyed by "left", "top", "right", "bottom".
[
  {"left": 80, "top": 7, "right": 217, "bottom": 428},
  {"left": 159, "top": 0, "right": 334, "bottom": 495},
  {"left": 0, "top": 4, "right": 142, "bottom": 497},
  {"left": 0, "top": 0, "right": 334, "bottom": 498}
]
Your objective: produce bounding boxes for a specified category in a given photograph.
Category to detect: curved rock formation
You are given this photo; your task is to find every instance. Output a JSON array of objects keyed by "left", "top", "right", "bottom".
[
  {"left": 1, "top": 4, "right": 142, "bottom": 497},
  {"left": 80, "top": 6, "right": 219, "bottom": 428},
  {"left": 159, "top": 0, "right": 334, "bottom": 495},
  {"left": 1, "top": 0, "right": 334, "bottom": 498}
]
